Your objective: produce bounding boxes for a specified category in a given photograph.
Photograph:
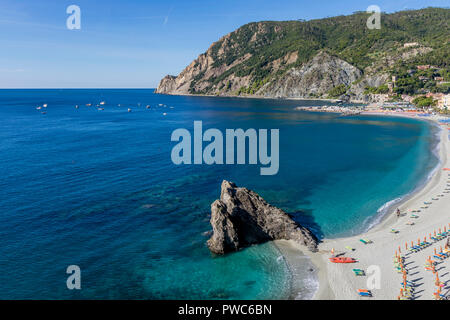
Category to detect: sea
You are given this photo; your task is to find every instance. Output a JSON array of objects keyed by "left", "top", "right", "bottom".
[{"left": 0, "top": 89, "right": 439, "bottom": 299}]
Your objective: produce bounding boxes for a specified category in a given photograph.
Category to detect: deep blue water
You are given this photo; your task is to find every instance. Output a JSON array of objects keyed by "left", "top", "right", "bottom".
[{"left": 0, "top": 89, "right": 438, "bottom": 299}]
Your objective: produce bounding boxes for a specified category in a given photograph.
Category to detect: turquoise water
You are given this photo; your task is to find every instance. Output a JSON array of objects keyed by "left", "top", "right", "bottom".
[{"left": 0, "top": 89, "right": 439, "bottom": 299}]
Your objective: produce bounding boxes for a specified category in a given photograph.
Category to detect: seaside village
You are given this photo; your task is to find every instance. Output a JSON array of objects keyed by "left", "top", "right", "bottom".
[{"left": 297, "top": 52, "right": 450, "bottom": 124}]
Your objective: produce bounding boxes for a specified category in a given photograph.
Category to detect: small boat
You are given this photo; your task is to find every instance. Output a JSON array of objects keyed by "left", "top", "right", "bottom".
[
  {"left": 75, "top": 105, "right": 79, "bottom": 109},
  {"left": 97, "top": 108, "right": 104, "bottom": 111},
  {"left": 36, "top": 106, "right": 42, "bottom": 110},
  {"left": 329, "top": 257, "right": 357, "bottom": 263},
  {"left": 146, "top": 105, "right": 151, "bottom": 109},
  {"left": 99, "top": 101, "right": 106, "bottom": 105},
  {"left": 43, "top": 104, "right": 48, "bottom": 108},
  {"left": 128, "top": 108, "right": 132, "bottom": 112},
  {"left": 86, "top": 103, "right": 92, "bottom": 107},
  {"left": 163, "top": 113, "right": 167, "bottom": 116}
]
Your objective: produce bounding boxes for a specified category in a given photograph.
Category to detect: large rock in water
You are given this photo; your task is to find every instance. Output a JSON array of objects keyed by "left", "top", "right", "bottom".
[{"left": 207, "top": 181, "right": 318, "bottom": 254}]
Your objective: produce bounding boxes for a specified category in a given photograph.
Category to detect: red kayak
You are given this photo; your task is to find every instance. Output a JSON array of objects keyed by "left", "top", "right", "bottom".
[{"left": 329, "top": 257, "right": 357, "bottom": 263}]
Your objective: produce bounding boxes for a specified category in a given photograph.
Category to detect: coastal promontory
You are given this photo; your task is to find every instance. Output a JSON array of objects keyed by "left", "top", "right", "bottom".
[
  {"left": 156, "top": 8, "right": 449, "bottom": 103},
  {"left": 207, "top": 180, "right": 318, "bottom": 254}
]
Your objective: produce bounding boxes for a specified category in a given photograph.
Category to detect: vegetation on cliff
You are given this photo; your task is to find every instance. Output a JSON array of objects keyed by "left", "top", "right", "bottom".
[{"left": 157, "top": 8, "right": 449, "bottom": 100}]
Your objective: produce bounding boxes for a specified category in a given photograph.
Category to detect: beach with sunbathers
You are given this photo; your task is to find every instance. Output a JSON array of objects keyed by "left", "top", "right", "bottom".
[{"left": 277, "top": 113, "right": 450, "bottom": 300}]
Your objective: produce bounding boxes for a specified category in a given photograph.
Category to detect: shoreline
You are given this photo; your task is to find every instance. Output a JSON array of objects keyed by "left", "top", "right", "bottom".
[
  {"left": 278, "top": 111, "right": 449, "bottom": 300},
  {"left": 155, "top": 91, "right": 356, "bottom": 103}
]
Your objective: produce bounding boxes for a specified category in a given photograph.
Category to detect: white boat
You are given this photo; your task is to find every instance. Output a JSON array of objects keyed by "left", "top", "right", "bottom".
[
  {"left": 163, "top": 113, "right": 167, "bottom": 116},
  {"left": 43, "top": 104, "right": 48, "bottom": 108},
  {"left": 99, "top": 101, "right": 106, "bottom": 105},
  {"left": 75, "top": 105, "right": 79, "bottom": 109},
  {"left": 128, "top": 108, "right": 132, "bottom": 112},
  {"left": 36, "top": 106, "right": 42, "bottom": 110}
]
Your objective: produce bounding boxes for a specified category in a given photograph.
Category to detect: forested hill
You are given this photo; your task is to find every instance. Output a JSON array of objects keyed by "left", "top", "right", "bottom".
[{"left": 156, "top": 8, "right": 450, "bottom": 102}]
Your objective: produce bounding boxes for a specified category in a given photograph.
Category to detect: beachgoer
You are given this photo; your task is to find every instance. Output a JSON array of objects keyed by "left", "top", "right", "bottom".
[{"left": 396, "top": 209, "right": 401, "bottom": 218}]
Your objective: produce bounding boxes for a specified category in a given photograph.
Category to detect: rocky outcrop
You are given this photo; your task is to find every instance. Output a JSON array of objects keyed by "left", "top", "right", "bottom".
[
  {"left": 207, "top": 181, "right": 318, "bottom": 254},
  {"left": 156, "top": 8, "right": 448, "bottom": 102},
  {"left": 260, "top": 52, "right": 362, "bottom": 98}
]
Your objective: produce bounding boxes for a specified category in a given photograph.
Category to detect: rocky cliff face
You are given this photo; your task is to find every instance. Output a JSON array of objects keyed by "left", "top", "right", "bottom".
[
  {"left": 259, "top": 52, "right": 362, "bottom": 98},
  {"left": 156, "top": 50, "right": 360, "bottom": 99},
  {"left": 156, "top": 8, "right": 448, "bottom": 102},
  {"left": 207, "top": 181, "right": 318, "bottom": 254}
]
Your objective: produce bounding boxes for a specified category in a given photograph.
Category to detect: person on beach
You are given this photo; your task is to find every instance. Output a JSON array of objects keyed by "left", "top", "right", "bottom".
[{"left": 396, "top": 208, "right": 401, "bottom": 218}]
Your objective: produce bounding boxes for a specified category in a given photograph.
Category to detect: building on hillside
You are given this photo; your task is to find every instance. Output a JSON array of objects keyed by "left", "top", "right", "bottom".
[
  {"left": 404, "top": 42, "right": 419, "bottom": 48},
  {"left": 417, "top": 65, "right": 431, "bottom": 70},
  {"left": 401, "top": 95, "right": 414, "bottom": 103},
  {"left": 392, "top": 76, "right": 397, "bottom": 85},
  {"left": 388, "top": 82, "right": 394, "bottom": 93},
  {"left": 426, "top": 92, "right": 444, "bottom": 99},
  {"left": 437, "top": 94, "right": 450, "bottom": 110},
  {"left": 434, "top": 76, "right": 444, "bottom": 81}
]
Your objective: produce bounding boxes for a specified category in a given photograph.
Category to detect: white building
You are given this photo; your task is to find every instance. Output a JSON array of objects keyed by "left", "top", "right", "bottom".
[{"left": 437, "top": 94, "right": 450, "bottom": 110}]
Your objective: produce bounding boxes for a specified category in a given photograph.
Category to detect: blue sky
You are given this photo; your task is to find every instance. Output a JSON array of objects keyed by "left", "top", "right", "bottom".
[{"left": 0, "top": 0, "right": 448, "bottom": 88}]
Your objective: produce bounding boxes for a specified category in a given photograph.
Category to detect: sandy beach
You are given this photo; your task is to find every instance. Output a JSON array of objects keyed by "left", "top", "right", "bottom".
[{"left": 277, "top": 113, "right": 450, "bottom": 300}]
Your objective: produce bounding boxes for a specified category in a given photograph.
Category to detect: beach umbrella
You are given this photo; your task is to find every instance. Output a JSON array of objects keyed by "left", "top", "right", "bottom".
[
  {"left": 434, "top": 248, "right": 437, "bottom": 254},
  {"left": 399, "top": 246, "right": 401, "bottom": 253},
  {"left": 405, "top": 242, "right": 408, "bottom": 250},
  {"left": 424, "top": 237, "right": 426, "bottom": 243},
  {"left": 434, "top": 231, "right": 437, "bottom": 236},
  {"left": 331, "top": 248, "right": 335, "bottom": 256}
]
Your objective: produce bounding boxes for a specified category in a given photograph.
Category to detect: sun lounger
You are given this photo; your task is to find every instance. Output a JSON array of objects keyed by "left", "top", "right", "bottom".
[
  {"left": 345, "top": 246, "right": 355, "bottom": 251},
  {"left": 358, "top": 289, "right": 372, "bottom": 297},
  {"left": 359, "top": 239, "right": 372, "bottom": 244},
  {"left": 352, "top": 269, "right": 365, "bottom": 276}
]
